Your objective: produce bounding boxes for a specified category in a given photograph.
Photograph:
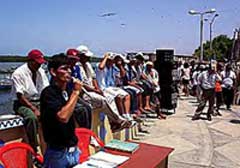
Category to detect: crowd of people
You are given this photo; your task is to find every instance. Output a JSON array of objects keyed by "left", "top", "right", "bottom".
[
  {"left": 11, "top": 46, "right": 166, "bottom": 167},
  {"left": 177, "top": 61, "right": 237, "bottom": 121},
  {"left": 10, "top": 44, "right": 240, "bottom": 167}
]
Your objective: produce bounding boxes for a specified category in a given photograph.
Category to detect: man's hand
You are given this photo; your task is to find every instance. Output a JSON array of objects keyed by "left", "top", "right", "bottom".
[
  {"left": 104, "top": 52, "right": 111, "bottom": 59},
  {"left": 32, "top": 106, "right": 40, "bottom": 117},
  {"left": 72, "top": 77, "right": 82, "bottom": 92}
]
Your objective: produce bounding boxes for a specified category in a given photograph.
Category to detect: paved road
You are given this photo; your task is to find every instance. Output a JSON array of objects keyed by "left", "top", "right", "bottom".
[{"left": 137, "top": 96, "right": 240, "bottom": 168}]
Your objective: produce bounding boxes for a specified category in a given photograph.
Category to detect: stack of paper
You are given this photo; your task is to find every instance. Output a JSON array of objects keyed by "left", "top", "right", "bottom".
[{"left": 74, "top": 151, "right": 129, "bottom": 168}]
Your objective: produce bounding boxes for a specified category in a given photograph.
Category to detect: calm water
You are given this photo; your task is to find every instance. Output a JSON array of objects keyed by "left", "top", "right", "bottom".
[
  {"left": 0, "top": 62, "right": 23, "bottom": 115},
  {"left": 0, "top": 62, "right": 97, "bottom": 115}
]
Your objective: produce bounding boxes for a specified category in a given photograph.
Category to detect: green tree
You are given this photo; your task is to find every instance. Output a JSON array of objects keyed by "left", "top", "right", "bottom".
[{"left": 194, "top": 35, "right": 233, "bottom": 61}]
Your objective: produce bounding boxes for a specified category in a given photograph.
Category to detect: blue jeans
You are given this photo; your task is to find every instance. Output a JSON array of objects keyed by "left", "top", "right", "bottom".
[{"left": 44, "top": 146, "right": 81, "bottom": 168}]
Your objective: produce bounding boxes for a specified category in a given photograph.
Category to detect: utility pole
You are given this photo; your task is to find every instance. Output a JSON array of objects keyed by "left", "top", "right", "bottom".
[
  {"left": 189, "top": 8, "right": 216, "bottom": 62},
  {"left": 209, "top": 14, "right": 219, "bottom": 60}
]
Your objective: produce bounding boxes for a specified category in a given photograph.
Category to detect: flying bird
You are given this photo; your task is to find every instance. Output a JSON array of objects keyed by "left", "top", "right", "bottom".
[{"left": 100, "top": 12, "right": 117, "bottom": 17}]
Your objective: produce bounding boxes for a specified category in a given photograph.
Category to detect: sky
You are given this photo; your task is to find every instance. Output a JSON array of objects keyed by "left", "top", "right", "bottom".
[{"left": 0, "top": 0, "right": 240, "bottom": 56}]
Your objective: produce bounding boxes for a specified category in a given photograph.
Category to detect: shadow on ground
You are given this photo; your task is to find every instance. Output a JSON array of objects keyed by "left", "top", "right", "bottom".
[{"left": 229, "top": 119, "right": 240, "bottom": 124}]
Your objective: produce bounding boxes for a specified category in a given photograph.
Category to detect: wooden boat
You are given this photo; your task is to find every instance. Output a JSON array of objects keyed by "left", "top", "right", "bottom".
[{"left": 0, "top": 79, "right": 12, "bottom": 90}]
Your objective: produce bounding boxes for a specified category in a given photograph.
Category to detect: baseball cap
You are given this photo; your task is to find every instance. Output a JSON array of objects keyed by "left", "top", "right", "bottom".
[
  {"left": 146, "top": 61, "right": 154, "bottom": 66},
  {"left": 28, "top": 49, "right": 46, "bottom": 64},
  {"left": 76, "top": 45, "right": 93, "bottom": 57},
  {"left": 199, "top": 64, "right": 205, "bottom": 69},
  {"left": 135, "top": 52, "right": 145, "bottom": 60},
  {"left": 114, "top": 54, "right": 130, "bottom": 64},
  {"left": 108, "top": 52, "right": 115, "bottom": 60},
  {"left": 66, "top": 49, "right": 80, "bottom": 60}
]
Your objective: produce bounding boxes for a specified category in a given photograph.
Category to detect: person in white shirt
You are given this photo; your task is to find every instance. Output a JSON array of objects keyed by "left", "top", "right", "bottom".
[
  {"left": 192, "top": 65, "right": 221, "bottom": 121},
  {"left": 74, "top": 46, "right": 132, "bottom": 132},
  {"left": 144, "top": 61, "right": 166, "bottom": 119},
  {"left": 181, "top": 62, "right": 191, "bottom": 96},
  {"left": 192, "top": 64, "right": 205, "bottom": 101},
  {"left": 221, "top": 64, "right": 236, "bottom": 110},
  {"left": 96, "top": 53, "right": 133, "bottom": 122},
  {"left": 12, "top": 49, "right": 49, "bottom": 151}
]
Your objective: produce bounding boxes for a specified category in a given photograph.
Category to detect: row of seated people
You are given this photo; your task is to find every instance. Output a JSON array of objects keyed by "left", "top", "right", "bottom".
[{"left": 10, "top": 46, "right": 165, "bottom": 167}]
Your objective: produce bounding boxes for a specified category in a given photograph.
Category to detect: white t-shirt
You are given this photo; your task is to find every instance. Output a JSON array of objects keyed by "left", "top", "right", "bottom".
[
  {"left": 11, "top": 63, "right": 49, "bottom": 100},
  {"left": 96, "top": 63, "right": 109, "bottom": 90},
  {"left": 198, "top": 71, "right": 222, "bottom": 89},
  {"left": 221, "top": 70, "right": 236, "bottom": 88},
  {"left": 144, "top": 68, "right": 160, "bottom": 93},
  {"left": 192, "top": 71, "right": 200, "bottom": 86},
  {"left": 182, "top": 68, "right": 191, "bottom": 80},
  {"left": 76, "top": 62, "right": 96, "bottom": 87}
]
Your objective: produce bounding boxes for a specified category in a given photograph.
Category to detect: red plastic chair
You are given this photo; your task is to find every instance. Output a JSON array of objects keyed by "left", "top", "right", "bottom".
[
  {"left": 0, "top": 142, "right": 43, "bottom": 168},
  {"left": 75, "top": 128, "right": 104, "bottom": 163}
]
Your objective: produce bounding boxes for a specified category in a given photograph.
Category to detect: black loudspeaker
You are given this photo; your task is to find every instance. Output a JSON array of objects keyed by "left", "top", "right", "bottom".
[
  {"left": 154, "top": 49, "right": 177, "bottom": 112},
  {"left": 155, "top": 49, "right": 174, "bottom": 84},
  {"left": 156, "top": 49, "right": 174, "bottom": 63}
]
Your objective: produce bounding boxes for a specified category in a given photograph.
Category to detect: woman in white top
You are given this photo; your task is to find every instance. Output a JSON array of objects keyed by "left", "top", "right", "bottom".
[
  {"left": 181, "top": 62, "right": 191, "bottom": 96},
  {"left": 221, "top": 64, "right": 236, "bottom": 110}
]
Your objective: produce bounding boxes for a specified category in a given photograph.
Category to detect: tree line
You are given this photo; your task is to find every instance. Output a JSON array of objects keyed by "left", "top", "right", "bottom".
[{"left": 194, "top": 34, "right": 235, "bottom": 61}]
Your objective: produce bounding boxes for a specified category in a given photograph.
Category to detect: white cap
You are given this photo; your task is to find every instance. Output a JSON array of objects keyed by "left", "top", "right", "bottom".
[
  {"left": 107, "top": 52, "right": 115, "bottom": 60},
  {"left": 146, "top": 61, "right": 154, "bottom": 66},
  {"left": 199, "top": 65, "right": 205, "bottom": 69},
  {"left": 114, "top": 54, "right": 130, "bottom": 64},
  {"left": 136, "top": 52, "right": 144, "bottom": 57},
  {"left": 76, "top": 45, "right": 94, "bottom": 57},
  {"left": 135, "top": 52, "right": 145, "bottom": 60}
]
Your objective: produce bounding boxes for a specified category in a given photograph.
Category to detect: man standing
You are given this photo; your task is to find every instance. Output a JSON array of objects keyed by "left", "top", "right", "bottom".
[
  {"left": 192, "top": 65, "right": 221, "bottom": 121},
  {"left": 221, "top": 64, "right": 236, "bottom": 110},
  {"left": 12, "top": 49, "right": 49, "bottom": 152},
  {"left": 40, "top": 54, "right": 81, "bottom": 167}
]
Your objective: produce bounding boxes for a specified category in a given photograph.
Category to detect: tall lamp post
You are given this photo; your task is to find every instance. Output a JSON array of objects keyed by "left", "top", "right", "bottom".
[
  {"left": 189, "top": 8, "right": 216, "bottom": 62},
  {"left": 210, "top": 14, "right": 219, "bottom": 59}
]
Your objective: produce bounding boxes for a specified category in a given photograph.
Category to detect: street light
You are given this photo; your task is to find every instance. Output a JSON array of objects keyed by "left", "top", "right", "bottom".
[
  {"left": 210, "top": 14, "right": 219, "bottom": 55},
  {"left": 189, "top": 8, "right": 216, "bottom": 62}
]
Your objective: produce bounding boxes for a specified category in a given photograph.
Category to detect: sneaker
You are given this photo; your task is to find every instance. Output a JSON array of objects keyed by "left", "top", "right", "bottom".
[
  {"left": 139, "top": 128, "right": 150, "bottom": 134},
  {"left": 207, "top": 114, "right": 212, "bottom": 121},
  {"left": 192, "top": 115, "right": 200, "bottom": 121},
  {"left": 129, "top": 120, "right": 137, "bottom": 127},
  {"left": 122, "top": 114, "right": 134, "bottom": 121}
]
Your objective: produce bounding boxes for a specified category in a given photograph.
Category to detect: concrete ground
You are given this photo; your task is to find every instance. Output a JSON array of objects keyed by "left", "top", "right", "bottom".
[{"left": 137, "top": 96, "right": 240, "bottom": 168}]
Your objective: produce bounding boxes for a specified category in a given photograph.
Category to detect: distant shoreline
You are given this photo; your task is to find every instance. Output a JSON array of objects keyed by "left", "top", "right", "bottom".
[{"left": 0, "top": 56, "right": 101, "bottom": 62}]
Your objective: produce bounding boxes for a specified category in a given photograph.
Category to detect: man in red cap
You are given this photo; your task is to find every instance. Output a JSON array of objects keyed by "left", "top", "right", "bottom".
[
  {"left": 12, "top": 49, "right": 49, "bottom": 152},
  {"left": 66, "top": 49, "right": 92, "bottom": 129}
]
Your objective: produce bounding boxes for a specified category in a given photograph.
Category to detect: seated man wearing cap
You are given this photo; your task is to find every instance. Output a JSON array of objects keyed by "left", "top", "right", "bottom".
[
  {"left": 134, "top": 53, "right": 154, "bottom": 112},
  {"left": 66, "top": 49, "right": 92, "bottom": 129},
  {"left": 144, "top": 61, "right": 166, "bottom": 119},
  {"left": 11, "top": 49, "right": 49, "bottom": 152},
  {"left": 73, "top": 45, "right": 131, "bottom": 132},
  {"left": 40, "top": 54, "right": 81, "bottom": 167},
  {"left": 113, "top": 54, "right": 142, "bottom": 122},
  {"left": 96, "top": 53, "right": 139, "bottom": 123}
]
